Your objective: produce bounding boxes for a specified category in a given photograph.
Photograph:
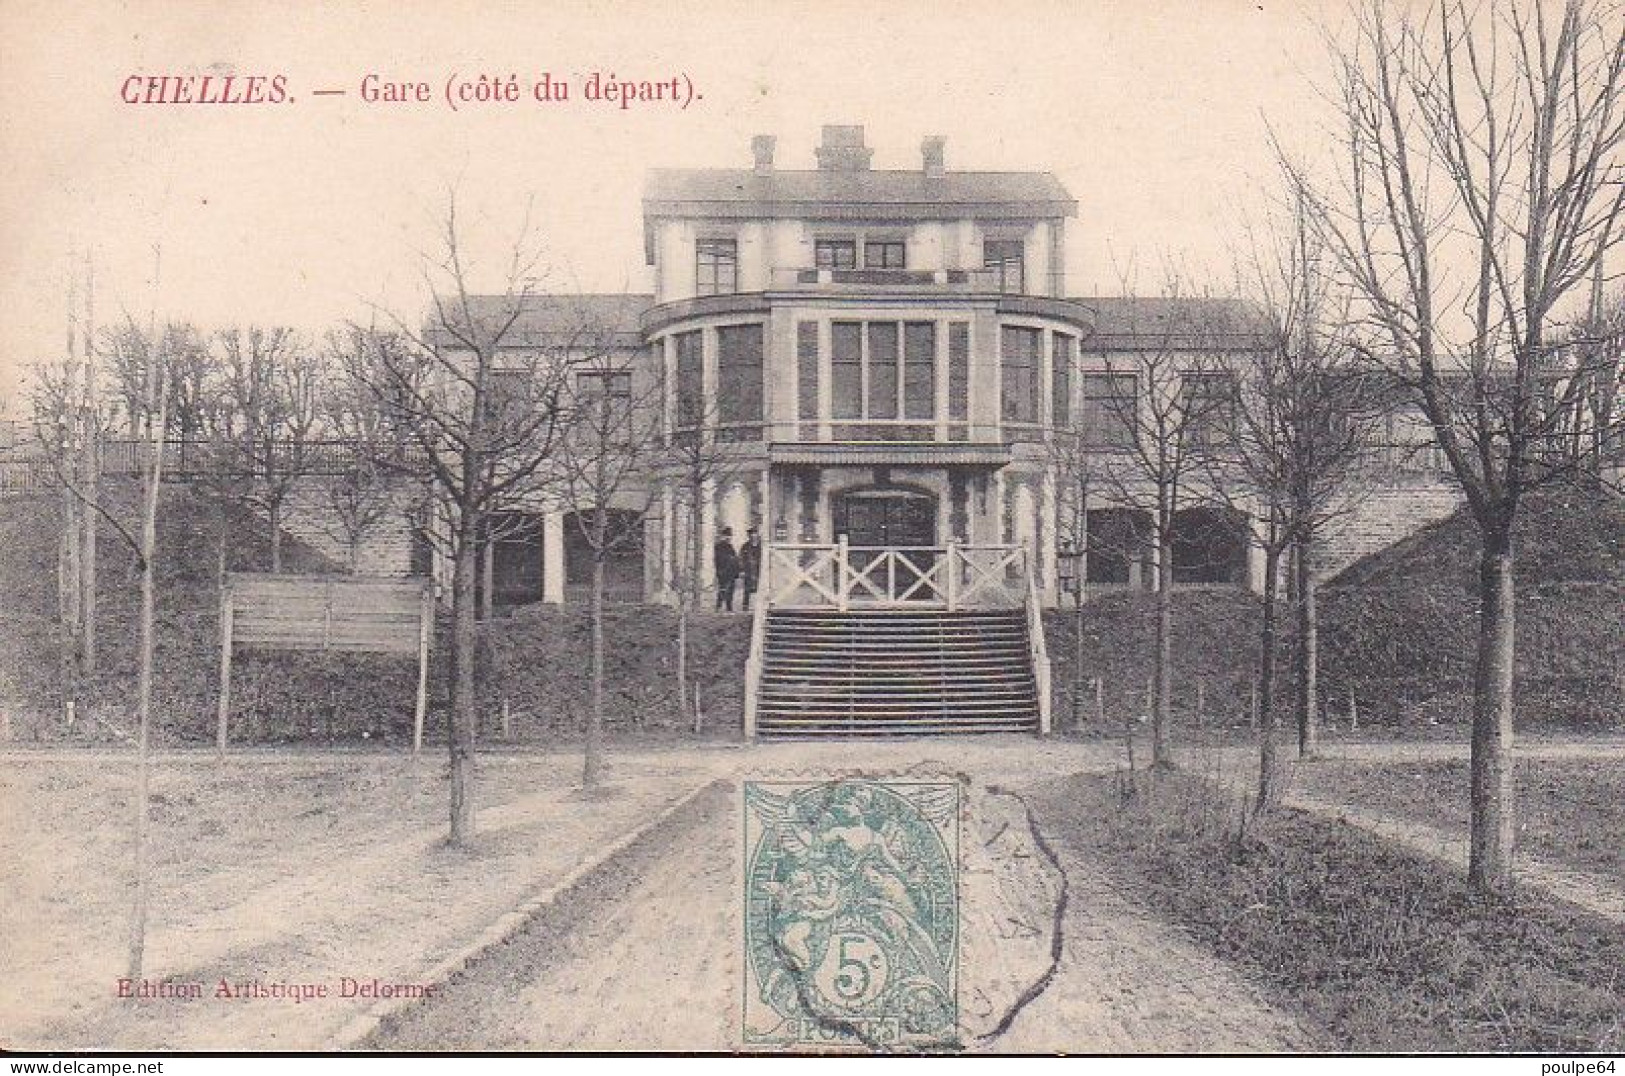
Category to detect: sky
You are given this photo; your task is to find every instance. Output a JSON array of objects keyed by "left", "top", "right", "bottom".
[{"left": 0, "top": 0, "right": 1351, "bottom": 414}]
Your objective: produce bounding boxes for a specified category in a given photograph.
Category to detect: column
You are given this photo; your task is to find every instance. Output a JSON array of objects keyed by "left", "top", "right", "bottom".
[{"left": 542, "top": 508, "right": 565, "bottom": 604}]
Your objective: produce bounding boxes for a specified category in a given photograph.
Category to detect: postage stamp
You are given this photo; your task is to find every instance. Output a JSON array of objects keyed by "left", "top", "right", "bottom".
[{"left": 741, "top": 778, "right": 961, "bottom": 1051}]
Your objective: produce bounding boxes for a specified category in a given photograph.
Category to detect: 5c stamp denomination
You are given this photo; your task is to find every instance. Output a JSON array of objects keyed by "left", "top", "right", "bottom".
[{"left": 742, "top": 778, "right": 961, "bottom": 1051}]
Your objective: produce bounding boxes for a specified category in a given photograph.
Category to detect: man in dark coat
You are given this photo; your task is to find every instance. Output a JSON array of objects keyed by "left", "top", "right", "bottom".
[
  {"left": 714, "top": 527, "right": 740, "bottom": 611},
  {"left": 740, "top": 527, "right": 763, "bottom": 611}
]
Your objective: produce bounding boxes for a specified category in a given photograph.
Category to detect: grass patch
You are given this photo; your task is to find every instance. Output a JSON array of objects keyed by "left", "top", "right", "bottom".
[
  {"left": 1038, "top": 770, "right": 1625, "bottom": 1052},
  {"left": 1303, "top": 757, "right": 1625, "bottom": 887}
]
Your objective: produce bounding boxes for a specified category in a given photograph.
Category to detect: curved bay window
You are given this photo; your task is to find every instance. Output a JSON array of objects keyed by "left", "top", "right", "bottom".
[
  {"left": 827, "top": 319, "right": 939, "bottom": 441},
  {"left": 1001, "top": 326, "right": 1040, "bottom": 425},
  {"left": 716, "top": 323, "right": 764, "bottom": 440}
]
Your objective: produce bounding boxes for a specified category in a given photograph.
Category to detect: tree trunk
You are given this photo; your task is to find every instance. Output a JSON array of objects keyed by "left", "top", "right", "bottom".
[
  {"left": 677, "top": 598, "right": 691, "bottom": 732},
  {"left": 585, "top": 550, "right": 605, "bottom": 790},
  {"left": 1256, "top": 544, "right": 1283, "bottom": 812},
  {"left": 1295, "top": 535, "right": 1320, "bottom": 758},
  {"left": 80, "top": 426, "right": 99, "bottom": 677},
  {"left": 1152, "top": 527, "right": 1174, "bottom": 768},
  {"left": 1468, "top": 540, "right": 1516, "bottom": 892},
  {"left": 447, "top": 534, "right": 477, "bottom": 844},
  {"left": 127, "top": 405, "right": 165, "bottom": 980},
  {"left": 269, "top": 503, "right": 283, "bottom": 573}
]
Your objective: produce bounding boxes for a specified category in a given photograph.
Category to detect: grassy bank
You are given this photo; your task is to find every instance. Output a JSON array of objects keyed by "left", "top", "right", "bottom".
[
  {"left": 1302, "top": 756, "right": 1625, "bottom": 886},
  {"left": 1037, "top": 771, "right": 1625, "bottom": 1052}
]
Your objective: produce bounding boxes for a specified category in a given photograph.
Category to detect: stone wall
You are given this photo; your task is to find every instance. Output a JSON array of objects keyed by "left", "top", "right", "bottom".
[
  {"left": 1313, "top": 478, "right": 1463, "bottom": 582},
  {"left": 280, "top": 478, "right": 419, "bottom": 576}
]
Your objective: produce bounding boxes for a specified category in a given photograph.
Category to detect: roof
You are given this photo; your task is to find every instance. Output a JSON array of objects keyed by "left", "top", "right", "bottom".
[
  {"left": 428, "top": 293, "right": 653, "bottom": 349},
  {"left": 643, "top": 169, "right": 1076, "bottom": 258},
  {"left": 645, "top": 168, "right": 1075, "bottom": 211},
  {"left": 1065, "top": 296, "right": 1270, "bottom": 350}
]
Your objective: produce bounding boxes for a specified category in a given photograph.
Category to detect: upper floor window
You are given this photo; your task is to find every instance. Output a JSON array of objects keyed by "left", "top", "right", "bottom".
[
  {"left": 1000, "top": 326, "right": 1041, "bottom": 423},
  {"left": 577, "top": 369, "right": 632, "bottom": 404},
  {"left": 815, "top": 238, "right": 858, "bottom": 270},
  {"left": 984, "top": 239, "right": 1025, "bottom": 294},
  {"left": 1181, "top": 372, "right": 1239, "bottom": 448},
  {"left": 1053, "top": 335, "right": 1075, "bottom": 428},
  {"left": 830, "top": 320, "right": 937, "bottom": 424},
  {"left": 864, "top": 240, "right": 906, "bottom": 269},
  {"left": 1080, "top": 373, "right": 1137, "bottom": 448},
  {"left": 482, "top": 368, "right": 533, "bottom": 428},
  {"left": 696, "top": 238, "right": 737, "bottom": 296}
]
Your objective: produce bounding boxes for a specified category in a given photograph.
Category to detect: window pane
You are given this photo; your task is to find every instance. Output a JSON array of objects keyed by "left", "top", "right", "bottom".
[
  {"left": 832, "top": 322, "right": 863, "bottom": 419},
  {"left": 674, "top": 332, "right": 703, "bottom": 428},
  {"left": 1052, "top": 335, "right": 1073, "bottom": 427},
  {"left": 1081, "top": 372, "right": 1136, "bottom": 447},
  {"left": 948, "top": 323, "right": 969, "bottom": 422},
  {"left": 816, "top": 239, "right": 857, "bottom": 269},
  {"left": 696, "top": 239, "right": 737, "bottom": 296},
  {"left": 903, "top": 322, "right": 935, "bottom": 420},
  {"left": 984, "top": 240, "right": 1024, "bottom": 294},
  {"left": 716, "top": 324, "right": 763, "bottom": 425},
  {"left": 1001, "top": 326, "right": 1040, "bottom": 423},
  {"left": 867, "top": 322, "right": 899, "bottom": 420},
  {"left": 797, "top": 321, "right": 819, "bottom": 421},
  {"left": 864, "top": 240, "right": 905, "bottom": 269}
]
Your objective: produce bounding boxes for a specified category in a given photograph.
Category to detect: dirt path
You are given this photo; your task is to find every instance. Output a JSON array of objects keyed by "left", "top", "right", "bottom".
[
  {"left": 988, "top": 788, "right": 1310, "bottom": 1054},
  {"left": 374, "top": 780, "right": 741, "bottom": 1051},
  {"left": 1181, "top": 747, "right": 1625, "bottom": 925},
  {"left": 377, "top": 772, "right": 1308, "bottom": 1053}
]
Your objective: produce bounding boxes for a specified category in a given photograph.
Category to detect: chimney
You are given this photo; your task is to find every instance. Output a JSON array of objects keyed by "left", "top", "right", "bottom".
[
  {"left": 921, "top": 136, "right": 946, "bottom": 179},
  {"left": 751, "top": 134, "right": 776, "bottom": 177},
  {"left": 815, "top": 125, "right": 872, "bottom": 172}
]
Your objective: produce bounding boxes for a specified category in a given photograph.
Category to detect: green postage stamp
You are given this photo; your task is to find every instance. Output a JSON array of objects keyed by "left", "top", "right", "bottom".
[{"left": 742, "top": 778, "right": 961, "bottom": 1051}]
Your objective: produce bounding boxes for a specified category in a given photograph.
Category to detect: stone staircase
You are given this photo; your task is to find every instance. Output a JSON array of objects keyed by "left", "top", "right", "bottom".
[{"left": 753, "top": 608, "right": 1041, "bottom": 738}]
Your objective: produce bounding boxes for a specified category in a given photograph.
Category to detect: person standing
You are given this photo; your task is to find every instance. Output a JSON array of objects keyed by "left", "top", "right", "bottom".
[
  {"left": 714, "top": 527, "right": 740, "bottom": 611},
  {"left": 740, "top": 527, "right": 762, "bottom": 611}
]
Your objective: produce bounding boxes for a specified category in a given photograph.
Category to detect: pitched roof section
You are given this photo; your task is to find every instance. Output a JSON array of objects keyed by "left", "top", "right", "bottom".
[
  {"left": 1066, "top": 296, "right": 1270, "bottom": 350},
  {"left": 429, "top": 293, "right": 653, "bottom": 349},
  {"left": 644, "top": 169, "right": 1077, "bottom": 218}
]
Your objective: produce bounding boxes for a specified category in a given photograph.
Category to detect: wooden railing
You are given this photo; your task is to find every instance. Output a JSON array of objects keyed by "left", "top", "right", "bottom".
[{"left": 762, "top": 540, "right": 1029, "bottom": 611}]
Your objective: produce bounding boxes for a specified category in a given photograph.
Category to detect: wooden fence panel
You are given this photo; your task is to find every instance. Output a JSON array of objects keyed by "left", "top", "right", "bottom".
[{"left": 219, "top": 573, "right": 435, "bottom": 753}]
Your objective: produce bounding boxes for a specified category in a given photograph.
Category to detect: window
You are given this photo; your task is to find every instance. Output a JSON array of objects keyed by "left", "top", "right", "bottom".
[
  {"left": 815, "top": 239, "right": 857, "bottom": 270},
  {"left": 1001, "top": 326, "right": 1041, "bottom": 423},
  {"left": 1052, "top": 335, "right": 1074, "bottom": 428},
  {"left": 1182, "top": 372, "right": 1238, "bottom": 447},
  {"left": 674, "top": 331, "right": 703, "bottom": 428},
  {"left": 829, "top": 320, "right": 938, "bottom": 425},
  {"left": 864, "top": 240, "right": 906, "bottom": 269},
  {"left": 482, "top": 368, "right": 532, "bottom": 428},
  {"left": 903, "top": 322, "right": 936, "bottom": 420},
  {"left": 832, "top": 322, "right": 863, "bottom": 419},
  {"left": 716, "top": 324, "right": 763, "bottom": 426},
  {"left": 1080, "top": 373, "right": 1137, "bottom": 447},
  {"left": 577, "top": 369, "right": 631, "bottom": 400},
  {"left": 984, "top": 239, "right": 1025, "bottom": 294},
  {"left": 696, "top": 238, "right": 737, "bottom": 296},
  {"left": 867, "top": 323, "right": 898, "bottom": 419}
]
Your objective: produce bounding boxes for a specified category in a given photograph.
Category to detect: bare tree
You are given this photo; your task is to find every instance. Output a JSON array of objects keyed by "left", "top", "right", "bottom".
[
  {"left": 320, "top": 327, "right": 416, "bottom": 572},
  {"left": 350, "top": 195, "right": 572, "bottom": 844},
  {"left": 552, "top": 310, "right": 665, "bottom": 788},
  {"left": 212, "top": 327, "right": 323, "bottom": 572},
  {"left": 662, "top": 392, "right": 745, "bottom": 732},
  {"left": 1081, "top": 286, "right": 1246, "bottom": 768},
  {"left": 1218, "top": 194, "right": 1386, "bottom": 807},
  {"left": 1292, "top": 0, "right": 1625, "bottom": 888}
]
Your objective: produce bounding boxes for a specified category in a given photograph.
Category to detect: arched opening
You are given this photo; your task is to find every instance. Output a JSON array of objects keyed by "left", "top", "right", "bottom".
[
  {"left": 564, "top": 508, "right": 647, "bottom": 603},
  {"left": 1084, "top": 508, "right": 1153, "bottom": 587},
  {"left": 1171, "top": 506, "right": 1248, "bottom": 585}
]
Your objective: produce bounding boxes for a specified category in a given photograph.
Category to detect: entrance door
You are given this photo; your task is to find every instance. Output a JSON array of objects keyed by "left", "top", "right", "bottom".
[{"left": 834, "top": 488, "right": 939, "bottom": 602}]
